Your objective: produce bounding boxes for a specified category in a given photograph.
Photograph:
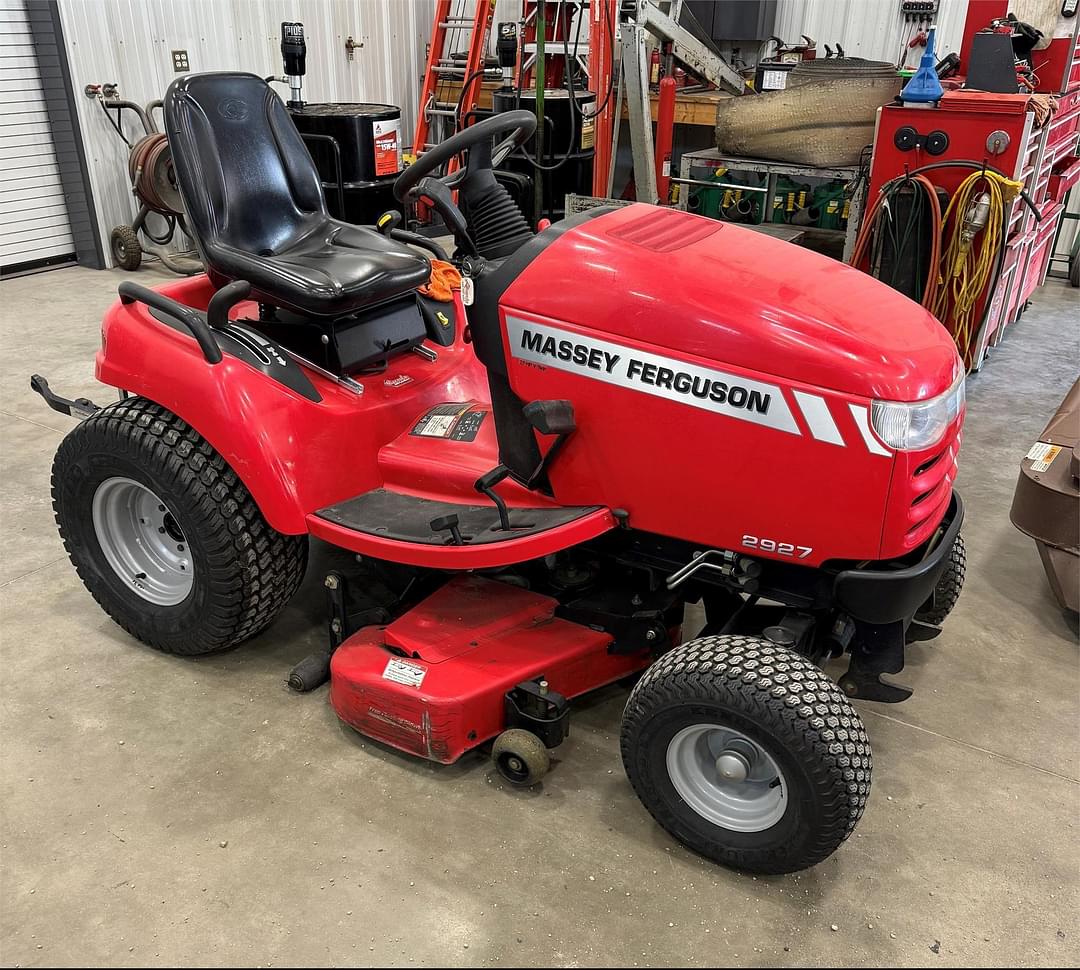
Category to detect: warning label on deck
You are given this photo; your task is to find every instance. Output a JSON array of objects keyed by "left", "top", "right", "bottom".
[
  {"left": 410, "top": 403, "right": 487, "bottom": 441},
  {"left": 1025, "top": 441, "right": 1062, "bottom": 473},
  {"left": 383, "top": 657, "right": 427, "bottom": 688}
]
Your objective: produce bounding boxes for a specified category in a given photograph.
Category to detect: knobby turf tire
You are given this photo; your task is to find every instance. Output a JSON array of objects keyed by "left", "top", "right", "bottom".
[
  {"left": 915, "top": 534, "right": 966, "bottom": 626},
  {"left": 52, "top": 396, "right": 307, "bottom": 655},
  {"left": 110, "top": 225, "right": 142, "bottom": 271},
  {"left": 620, "top": 635, "right": 871, "bottom": 874}
]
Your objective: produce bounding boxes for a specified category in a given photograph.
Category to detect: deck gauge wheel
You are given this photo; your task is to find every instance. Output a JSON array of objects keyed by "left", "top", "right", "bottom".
[{"left": 492, "top": 728, "right": 550, "bottom": 786}]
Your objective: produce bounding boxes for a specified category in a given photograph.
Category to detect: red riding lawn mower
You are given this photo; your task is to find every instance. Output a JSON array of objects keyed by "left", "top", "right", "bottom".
[{"left": 33, "top": 73, "right": 967, "bottom": 874}]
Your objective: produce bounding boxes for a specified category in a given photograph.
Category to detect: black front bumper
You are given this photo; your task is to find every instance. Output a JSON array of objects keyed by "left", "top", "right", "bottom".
[{"left": 833, "top": 492, "right": 965, "bottom": 626}]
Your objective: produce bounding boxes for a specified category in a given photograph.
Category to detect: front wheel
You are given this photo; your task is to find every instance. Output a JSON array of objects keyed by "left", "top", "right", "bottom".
[
  {"left": 620, "top": 635, "right": 871, "bottom": 874},
  {"left": 52, "top": 397, "right": 307, "bottom": 655},
  {"left": 915, "top": 533, "right": 966, "bottom": 626}
]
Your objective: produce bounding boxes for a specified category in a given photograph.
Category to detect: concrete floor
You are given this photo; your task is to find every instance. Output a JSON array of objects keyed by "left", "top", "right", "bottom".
[{"left": 0, "top": 262, "right": 1076, "bottom": 968}]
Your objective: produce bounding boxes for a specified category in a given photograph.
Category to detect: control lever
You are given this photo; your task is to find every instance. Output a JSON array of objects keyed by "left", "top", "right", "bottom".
[
  {"left": 430, "top": 513, "right": 466, "bottom": 546},
  {"left": 207, "top": 279, "right": 252, "bottom": 331},
  {"left": 413, "top": 177, "right": 476, "bottom": 255},
  {"left": 523, "top": 399, "right": 576, "bottom": 489},
  {"left": 474, "top": 465, "right": 512, "bottom": 531},
  {"left": 376, "top": 210, "right": 450, "bottom": 261}
]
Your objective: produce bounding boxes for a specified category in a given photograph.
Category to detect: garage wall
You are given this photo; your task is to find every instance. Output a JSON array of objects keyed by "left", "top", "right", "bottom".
[
  {"left": 1, "top": 0, "right": 76, "bottom": 272},
  {"left": 774, "top": 0, "right": 970, "bottom": 70},
  {"left": 55, "top": 0, "right": 436, "bottom": 267}
]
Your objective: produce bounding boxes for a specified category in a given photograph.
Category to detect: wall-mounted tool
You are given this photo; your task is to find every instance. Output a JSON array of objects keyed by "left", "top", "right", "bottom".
[
  {"left": 280, "top": 22, "right": 306, "bottom": 108},
  {"left": 768, "top": 34, "right": 816, "bottom": 62},
  {"left": 900, "top": 0, "right": 938, "bottom": 19},
  {"left": 497, "top": 22, "right": 518, "bottom": 89}
]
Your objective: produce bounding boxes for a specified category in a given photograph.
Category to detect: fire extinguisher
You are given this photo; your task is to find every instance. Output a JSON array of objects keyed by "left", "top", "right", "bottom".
[{"left": 649, "top": 48, "right": 661, "bottom": 87}]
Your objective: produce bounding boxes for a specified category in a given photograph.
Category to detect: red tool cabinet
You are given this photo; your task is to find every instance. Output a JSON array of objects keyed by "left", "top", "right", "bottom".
[{"left": 863, "top": 2, "right": 1080, "bottom": 372}]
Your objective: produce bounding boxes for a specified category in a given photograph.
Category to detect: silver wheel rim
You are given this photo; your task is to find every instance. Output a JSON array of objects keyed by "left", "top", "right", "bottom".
[
  {"left": 666, "top": 723, "right": 788, "bottom": 833},
  {"left": 91, "top": 477, "right": 193, "bottom": 606}
]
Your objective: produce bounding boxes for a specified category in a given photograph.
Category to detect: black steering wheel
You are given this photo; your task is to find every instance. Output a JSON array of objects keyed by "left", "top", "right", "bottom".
[{"left": 393, "top": 109, "right": 537, "bottom": 204}]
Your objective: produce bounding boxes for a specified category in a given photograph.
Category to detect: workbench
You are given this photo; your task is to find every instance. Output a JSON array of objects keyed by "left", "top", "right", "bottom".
[
  {"left": 675, "top": 148, "right": 866, "bottom": 262},
  {"left": 437, "top": 81, "right": 728, "bottom": 127}
]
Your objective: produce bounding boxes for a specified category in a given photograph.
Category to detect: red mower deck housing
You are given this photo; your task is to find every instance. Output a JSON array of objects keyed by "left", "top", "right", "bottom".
[{"left": 330, "top": 575, "right": 650, "bottom": 763}]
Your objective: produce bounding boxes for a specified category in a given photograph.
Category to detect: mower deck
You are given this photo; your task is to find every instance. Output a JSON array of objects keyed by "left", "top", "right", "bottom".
[{"left": 329, "top": 575, "right": 651, "bottom": 763}]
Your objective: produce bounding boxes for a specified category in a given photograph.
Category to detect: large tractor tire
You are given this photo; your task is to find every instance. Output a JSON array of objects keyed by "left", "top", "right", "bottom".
[
  {"left": 621, "top": 635, "right": 871, "bottom": 874},
  {"left": 915, "top": 534, "right": 966, "bottom": 626},
  {"left": 52, "top": 397, "right": 307, "bottom": 655}
]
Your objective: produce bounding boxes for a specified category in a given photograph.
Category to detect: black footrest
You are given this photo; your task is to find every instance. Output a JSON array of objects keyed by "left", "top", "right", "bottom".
[{"left": 316, "top": 488, "right": 600, "bottom": 545}]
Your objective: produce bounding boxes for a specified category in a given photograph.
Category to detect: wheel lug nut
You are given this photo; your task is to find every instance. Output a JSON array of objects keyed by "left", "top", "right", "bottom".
[{"left": 158, "top": 527, "right": 166, "bottom": 534}]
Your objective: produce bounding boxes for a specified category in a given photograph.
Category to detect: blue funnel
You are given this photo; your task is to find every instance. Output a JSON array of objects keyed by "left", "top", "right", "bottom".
[{"left": 900, "top": 26, "right": 944, "bottom": 104}]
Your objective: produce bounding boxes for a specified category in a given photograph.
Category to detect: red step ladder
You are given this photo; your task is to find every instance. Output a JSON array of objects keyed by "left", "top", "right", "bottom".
[{"left": 413, "top": 0, "right": 496, "bottom": 180}]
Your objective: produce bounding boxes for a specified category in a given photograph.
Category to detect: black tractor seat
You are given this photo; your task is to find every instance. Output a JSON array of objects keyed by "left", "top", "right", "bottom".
[{"left": 164, "top": 72, "right": 430, "bottom": 321}]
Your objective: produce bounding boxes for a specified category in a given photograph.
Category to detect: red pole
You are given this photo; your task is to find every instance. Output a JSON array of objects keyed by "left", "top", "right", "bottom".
[
  {"left": 590, "top": 0, "right": 616, "bottom": 197},
  {"left": 655, "top": 75, "right": 676, "bottom": 203}
]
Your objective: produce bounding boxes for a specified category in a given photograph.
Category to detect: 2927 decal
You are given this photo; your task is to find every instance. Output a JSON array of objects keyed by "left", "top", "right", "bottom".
[{"left": 741, "top": 535, "right": 813, "bottom": 559}]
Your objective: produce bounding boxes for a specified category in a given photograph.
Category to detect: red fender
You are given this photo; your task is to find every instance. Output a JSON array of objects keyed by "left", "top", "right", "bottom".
[{"left": 95, "top": 275, "right": 489, "bottom": 535}]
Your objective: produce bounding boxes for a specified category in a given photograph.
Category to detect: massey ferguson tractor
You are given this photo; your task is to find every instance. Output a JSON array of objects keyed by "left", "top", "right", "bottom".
[{"left": 33, "top": 73, "right": 965, "bottom": 874}]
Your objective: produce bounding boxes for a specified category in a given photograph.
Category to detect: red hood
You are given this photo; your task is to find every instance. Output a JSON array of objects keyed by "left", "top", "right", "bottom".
[{"left": 501, "top": 204, "right": 961, "bottom": 402}]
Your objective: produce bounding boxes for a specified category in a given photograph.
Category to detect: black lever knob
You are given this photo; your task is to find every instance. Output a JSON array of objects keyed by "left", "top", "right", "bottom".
[{"left": 430, "top": 513, "right": 464, "bottom": 546}]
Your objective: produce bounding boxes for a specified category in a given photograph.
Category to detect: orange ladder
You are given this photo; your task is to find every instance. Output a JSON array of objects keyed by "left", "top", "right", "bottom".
[{"left": 413, "top": 0, "right": 496, "bottom": 178}]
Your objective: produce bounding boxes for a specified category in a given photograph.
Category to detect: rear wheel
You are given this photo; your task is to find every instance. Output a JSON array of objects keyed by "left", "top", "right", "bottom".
[
  {"left": 915, "top": 533, "right": 966, "bottom": 626},
  {"left": 52, "top": 397, "right": 307, "bottom": 655},
  {"left": 621, "top": 635, "right": 871, "bottom": 874}
]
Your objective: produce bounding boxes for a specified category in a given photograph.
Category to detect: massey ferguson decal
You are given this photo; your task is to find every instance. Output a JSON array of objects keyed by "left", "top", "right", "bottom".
[{"left": 506, "top": 316, "right": 800, "bottom": 435}]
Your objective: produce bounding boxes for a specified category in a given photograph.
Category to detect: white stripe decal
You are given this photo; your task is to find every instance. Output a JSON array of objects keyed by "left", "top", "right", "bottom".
[
  {"left": 848, "top": 403, "right": 892, "bottom": 456},
  {"left": 792, "top": 390, "right": 844, "bottom": 446},
  {"left": 506, "top": 316, "right": 800, "bottom": 435}
]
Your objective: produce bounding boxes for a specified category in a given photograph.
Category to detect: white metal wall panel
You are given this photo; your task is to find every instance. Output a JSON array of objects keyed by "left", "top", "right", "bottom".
[
  {"left": 773, "top": 0, "right": 969, "bottom": 69},
  {"left": 0, "top": 0, "right": 75, "bottom": 268},
  {"left": 55, "top": 0, "right": 435, "bottom": 266}
]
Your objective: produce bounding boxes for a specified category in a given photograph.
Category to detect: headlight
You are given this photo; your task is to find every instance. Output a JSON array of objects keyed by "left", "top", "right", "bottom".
[{"left": 871, "top": 372, "right": 965, "bottom": 452}]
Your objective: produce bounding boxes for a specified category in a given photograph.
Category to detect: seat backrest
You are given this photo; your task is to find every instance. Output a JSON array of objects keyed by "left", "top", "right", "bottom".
[{"left": 164, "top": 72, "right": 326, "bottom": 259}]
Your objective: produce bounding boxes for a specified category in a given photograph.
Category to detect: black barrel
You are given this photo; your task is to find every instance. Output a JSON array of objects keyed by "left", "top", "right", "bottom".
[
  {"left": 290, "top": 102, "right": 404, "bottom": 225},
  {"left": 492, "top": 88, "right": 595, "bottom": 222}
]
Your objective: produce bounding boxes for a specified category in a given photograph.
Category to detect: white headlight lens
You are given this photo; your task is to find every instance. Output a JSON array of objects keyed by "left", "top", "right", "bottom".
[{"left": 871, "top": 373, "right": 965, "bottom": 452}]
